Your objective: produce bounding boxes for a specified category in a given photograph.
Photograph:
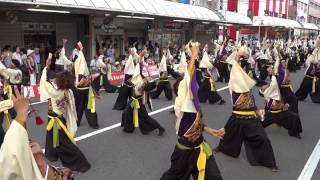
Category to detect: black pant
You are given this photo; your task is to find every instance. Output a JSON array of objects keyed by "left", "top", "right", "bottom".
[
  {"left": 92, "top": 74, "right": 118, "bottom": 94},
  {"left": 262, "top": 111, "right": 302, "bottom": 136},
  {"left": 217, "top": 63, "right": 230, "bottom": 83},
  {"left": 218, "top": 115, "right": 276, "bottom": 168},
  {"left": 45, "top": 113, "right": 91, "bottom": 172},
  {"left": 311, "top": 81, "right": 320, "bottom": 103},
  {"left": 161, "top": 143, "right": 222, "bottom": 180},
  {"left": 74, "top": 88, "right": 98, "bottom": 128},
  {"left": 281, "top": 86, "right": 299, "bottom": 114},
  {"left": 295, "top": 76, "right": 313, "bottom": 101},
  {"left": 151, "top": 80, "right": 173, "bottom": 100},
  {"left": 0, "top": 117, "right": 4, "bottom": 146},
  {"left": 121, "top": 102, "right": 163, "bottom": 134},
  {"left": 113, "top": 84, "right": 132, "bottom": 110},
  {"left": 167, "top": 65, "right": 181, "bottom": 79}
]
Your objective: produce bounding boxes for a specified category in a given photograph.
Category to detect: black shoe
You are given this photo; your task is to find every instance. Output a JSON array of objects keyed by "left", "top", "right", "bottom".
[
  {"left": 218, "top": 99, "right": 225, "bottom": 105},
  {"left": 158, "top": 127, "right": 165, "bottom": 136},
  {"left": 91, "top": 125, "right": 99, "bottom": 129},
  {"left": 79, "top": 163, "right": 91, "bottom": 173},
  {"left": 294, "top": 134, "right": 302, "bottom": 139}
]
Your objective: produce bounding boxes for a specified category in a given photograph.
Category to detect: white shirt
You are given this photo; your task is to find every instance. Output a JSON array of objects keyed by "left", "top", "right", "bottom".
[
  {"left": 0, "top": 62, "right": 22, "bottom": 84},
  {"left": 12, "top": 52, "right": 22, "bottom": 65}
]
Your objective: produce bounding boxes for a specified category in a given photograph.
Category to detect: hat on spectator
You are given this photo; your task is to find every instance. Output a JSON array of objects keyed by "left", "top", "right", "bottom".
[
  {"left": 115, "top": 61, "right": 120, "bottom": 66},
  {"left": 27, "top": 49, "right": 34, "bottom": 56}
]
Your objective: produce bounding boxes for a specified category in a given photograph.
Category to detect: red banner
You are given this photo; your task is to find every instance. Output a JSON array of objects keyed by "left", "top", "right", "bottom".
[
  {"left": 110, "top": 72, "right": 125, "bottom": 84},
  {"left": 24, "top": 84, "right": 40, "bottom": 99}
]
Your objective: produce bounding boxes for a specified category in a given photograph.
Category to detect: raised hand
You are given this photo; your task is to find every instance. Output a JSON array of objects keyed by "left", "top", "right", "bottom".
[
  {"left": 12, "top": 86, "right": 30, "bottom": 127},
  {"left": 190, "top": 41, "right": 200, "bottom": 57},
  {"left": 46, "top": 53, "right": 53, "bottom": 69}
]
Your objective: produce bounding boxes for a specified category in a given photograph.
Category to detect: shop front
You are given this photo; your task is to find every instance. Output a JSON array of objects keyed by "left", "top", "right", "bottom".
[{"left": 93, "top": 16, "right": 148, "bottom": 58}]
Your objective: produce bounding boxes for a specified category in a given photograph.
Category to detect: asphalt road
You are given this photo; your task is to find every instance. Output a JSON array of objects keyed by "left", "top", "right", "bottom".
[{"left": 24, "top": 69, "right": 319, "bottom": 180}]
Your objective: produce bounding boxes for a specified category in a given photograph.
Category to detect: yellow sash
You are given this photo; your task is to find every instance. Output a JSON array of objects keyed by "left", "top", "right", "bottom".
[
  {"left": 3, "top": 110, "right": 11, "bottom": 130},
  {"left": 209, "top": 79, "right": 215, "bottom": 92},
  {"left": 177, "top": 141, "right": 212, "bottom": 180},
  {"left": 99, "top": 75, "right": 104, "bottom": 86},
  {"left": 307, "top": 75, "right": 318, "bottom": 94},
  {"left": 131, "top": 97, "right": 140, "bottom": 128},
  {"left": 4, "top": 85, "right": 13, "bottom": 100},
  {"left": 248, "top": 70, "right": 253, "bottom": 79},
  {"left": 232, "top": 110, "right": 257, "bottom": 116},
  {"left": 47, "top": 115, "right": 76, "bottom": 148},
  {"left": 270, "top": 110, "right": 282, "bottom": 114},
  {"left": 87, "top": 87, "right": 96, "bottom": 113}
]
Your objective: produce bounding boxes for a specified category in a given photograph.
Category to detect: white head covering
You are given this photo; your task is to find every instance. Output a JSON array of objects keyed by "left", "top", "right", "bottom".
[
  {"left": 0, "top": 121, "right": 44, "bottom": 180},
  {"left": 226, "top": 50, "right": 237, "bottom": 65},
  {"left": 262, "top": 76, "right": 281, "bottom": 101},
  {"left": 131, "top": 62, "right": 143, "bottom": 86},
  {"left": 124, "top": 55, "right": 135, "bottom": 75},
  {"left": 74, "top": 51, "right": 90, "bottom": 77},
  {"left": 178, "top": 51, "right": 187, "bottom": 74},
  {"left": 124, "top": 48, "right": 138, "bottom": 75},
  {"left": 229, "top": 60, "right": 256, "bottom": 93},
  {"left": 199, "top": 51, "right": 213, "bottom": 69},
  {"left": 159, "top": 55, "right": 167, "bottom": 72}
]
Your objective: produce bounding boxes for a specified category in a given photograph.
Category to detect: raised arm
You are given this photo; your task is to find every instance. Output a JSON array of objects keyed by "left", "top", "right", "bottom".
[
  {"left": 40, "top": 53, "right": 61, "bottom": 100},
  {"left": 187, "top": 42, "right": 200, "bottom": 78}
]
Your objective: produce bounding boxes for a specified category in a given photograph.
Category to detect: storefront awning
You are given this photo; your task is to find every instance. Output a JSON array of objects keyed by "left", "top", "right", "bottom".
[
  {"left": 221, "top": 11, "right": 252, "bottom": 25},
  {"left": 252, "top": 16, "right": 301, "bottom": 28},
  {"left": 1, "top": 0, "right": 221, "bottom": 22},
  {"left": 302, "top": 23, "right": 319, "bottom": 30}
]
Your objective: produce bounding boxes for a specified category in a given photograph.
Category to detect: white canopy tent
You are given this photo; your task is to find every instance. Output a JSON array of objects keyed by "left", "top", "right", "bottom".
[
  {"left": 221, "top": 10, "right": 252, "bottom": 25},
  {"left": 1, "top": 0, "right": 221, "bottom": 22},
  {"left": 301, "top": 23, "right": 319, "bottom": 31},
  {"left": 252, "top": 16, "right": 301, "bottom": 28}
]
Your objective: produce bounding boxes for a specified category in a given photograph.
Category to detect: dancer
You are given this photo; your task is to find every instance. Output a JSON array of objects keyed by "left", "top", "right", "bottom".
[
  {"left": 0, "top": 59, "right": 23, "bottom": 93},
  {"left": 259, "top": 76, "right": 302, "bottom": 138},
  {"left": 295, "top": 36, "right": 320, "bottom": 101},
  {"left": 121, "top": 50, "right": 165, "bottom": 136},
  {"left": 151, "top": 51, "right": 173, "bottom": 100},
  {"left": 214, "top": 47, "right": 278, "bottom": 171},
  {"left": 73, "top": 42, "right": 99, "bottom": 129},
  {"left": 40, "top": 53, "right": 91, "bottom": 172},
  {"left": 0, "top": 86, "right": 45, "bottom": 180},
  {"left": 198, "top": 70, "right": 225, "bottom": 105},
  {"left": 113, "top": 48, "right": 138, "bottom": 110},
  {"left": 55, "top": 39, "right": 73, "bottom": 72},
  {"left": 198, "top": 57, "right": 225, "bottom": 105},
  {"left": 310, "top": 64, "right": 320, "bottom": 103},
  {"left": 161, "top": 42, "right": 224, "bottom": 180},
  {"left": 0, "top": 87, "right": 74, "bottom": 179},
  {"left": 94, "top": 56, "right": 118, "bottom": 93},
  {"left": 166, "top": 46, "right": 180, "bottom": 79},
  {"left": 0, "top": 80, "right": 16, "bottom": 146}
]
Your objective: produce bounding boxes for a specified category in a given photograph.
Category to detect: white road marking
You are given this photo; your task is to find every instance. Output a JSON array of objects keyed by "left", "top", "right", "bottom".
[
  {"left": 72, "top": 85, "right": 229, "bottom": 141},
  {"left": 298, "top": 139, "right": 320, "bottom": 180}
]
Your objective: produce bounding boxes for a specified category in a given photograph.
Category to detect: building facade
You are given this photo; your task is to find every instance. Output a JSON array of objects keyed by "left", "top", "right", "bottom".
[{"left": 308, "top": 0, "right": 320, "bottom": 24}]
